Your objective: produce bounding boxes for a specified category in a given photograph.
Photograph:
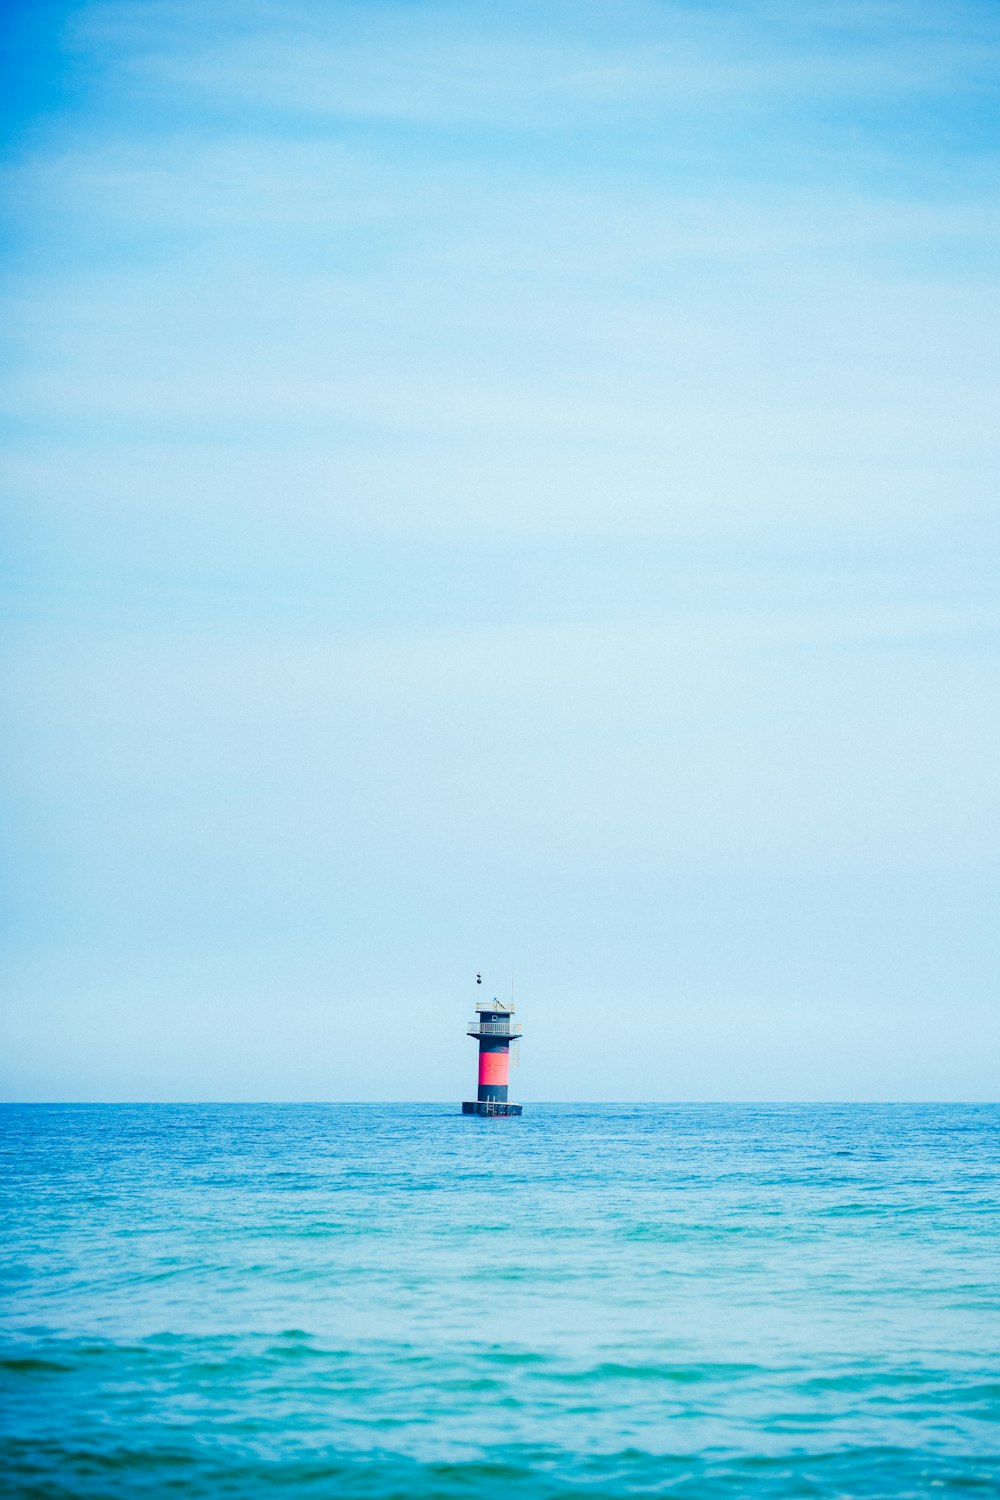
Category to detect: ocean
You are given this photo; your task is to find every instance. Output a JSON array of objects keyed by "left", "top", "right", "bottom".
[{"left": 1, "top": 1103, "right": 997, "bottom": 1498}]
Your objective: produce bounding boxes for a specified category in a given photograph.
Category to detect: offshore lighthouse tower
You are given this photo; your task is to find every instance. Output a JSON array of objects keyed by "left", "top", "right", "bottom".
[{"left": 462, "top": 977, "right": 523, "bottom": 1117}]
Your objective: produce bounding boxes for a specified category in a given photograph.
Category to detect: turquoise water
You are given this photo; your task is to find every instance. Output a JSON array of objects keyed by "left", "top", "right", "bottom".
[{"left": 1, "top": 1104, "right": 998, "bottom": 1497}]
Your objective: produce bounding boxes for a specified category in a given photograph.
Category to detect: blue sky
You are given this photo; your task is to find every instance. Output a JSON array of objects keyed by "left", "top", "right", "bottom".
[{"left": 2, "top": 0, "right": 998, "bottom": 1099}]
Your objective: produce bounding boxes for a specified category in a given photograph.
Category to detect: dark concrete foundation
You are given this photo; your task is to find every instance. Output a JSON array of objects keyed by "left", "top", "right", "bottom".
[{"left": 462, "top": 1100, "right": 523, "bottom": 1117}]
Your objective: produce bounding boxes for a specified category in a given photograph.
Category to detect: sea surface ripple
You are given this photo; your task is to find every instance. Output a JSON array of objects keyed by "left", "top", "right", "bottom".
[{"left": 1, "top": 1103, "right": 998, "bottom": 1497}]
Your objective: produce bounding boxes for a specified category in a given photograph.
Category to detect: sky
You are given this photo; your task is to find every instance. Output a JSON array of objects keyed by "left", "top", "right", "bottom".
[{"left": 1, "top": 0, "right": 998, "bottom": 1101}]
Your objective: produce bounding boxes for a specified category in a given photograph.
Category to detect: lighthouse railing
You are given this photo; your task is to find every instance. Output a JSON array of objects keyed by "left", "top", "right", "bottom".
[{"left": 467, "top": 1020, "right": 522, "bottom": 1036}]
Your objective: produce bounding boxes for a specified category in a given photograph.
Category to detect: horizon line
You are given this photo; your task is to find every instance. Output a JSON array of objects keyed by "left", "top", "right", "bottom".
[{"left": 1, "top": 1099, "right": 996, "bottom": 1108}]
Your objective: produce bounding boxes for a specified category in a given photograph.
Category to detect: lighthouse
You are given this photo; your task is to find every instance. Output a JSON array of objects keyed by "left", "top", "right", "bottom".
[{"left": 462, "top": 983, "right": 523, "bottom": 1117}]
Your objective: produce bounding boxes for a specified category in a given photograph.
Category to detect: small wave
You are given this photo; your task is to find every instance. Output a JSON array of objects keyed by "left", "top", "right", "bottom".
[
  {"left": 554, "top": 1360, "right": 758, "bottom": 1385},
  {"left": 0, "top": 1356, "right": 73, "bottom": 1375}
]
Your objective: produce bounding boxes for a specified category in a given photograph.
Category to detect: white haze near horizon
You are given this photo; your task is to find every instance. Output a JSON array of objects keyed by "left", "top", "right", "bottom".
[{"left": 2, "top": 0, "right": 999, "bottom": 1101}]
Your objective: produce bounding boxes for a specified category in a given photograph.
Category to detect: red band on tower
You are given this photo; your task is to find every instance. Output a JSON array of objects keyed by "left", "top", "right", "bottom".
[{"left": 478, "top": 1050, "right": 509, "bottom": 1087}]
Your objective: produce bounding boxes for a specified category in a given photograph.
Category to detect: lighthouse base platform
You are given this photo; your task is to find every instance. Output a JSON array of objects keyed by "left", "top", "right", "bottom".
[{"left": 462, "top": 1100, "right": 523, "bottom": 1117}]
